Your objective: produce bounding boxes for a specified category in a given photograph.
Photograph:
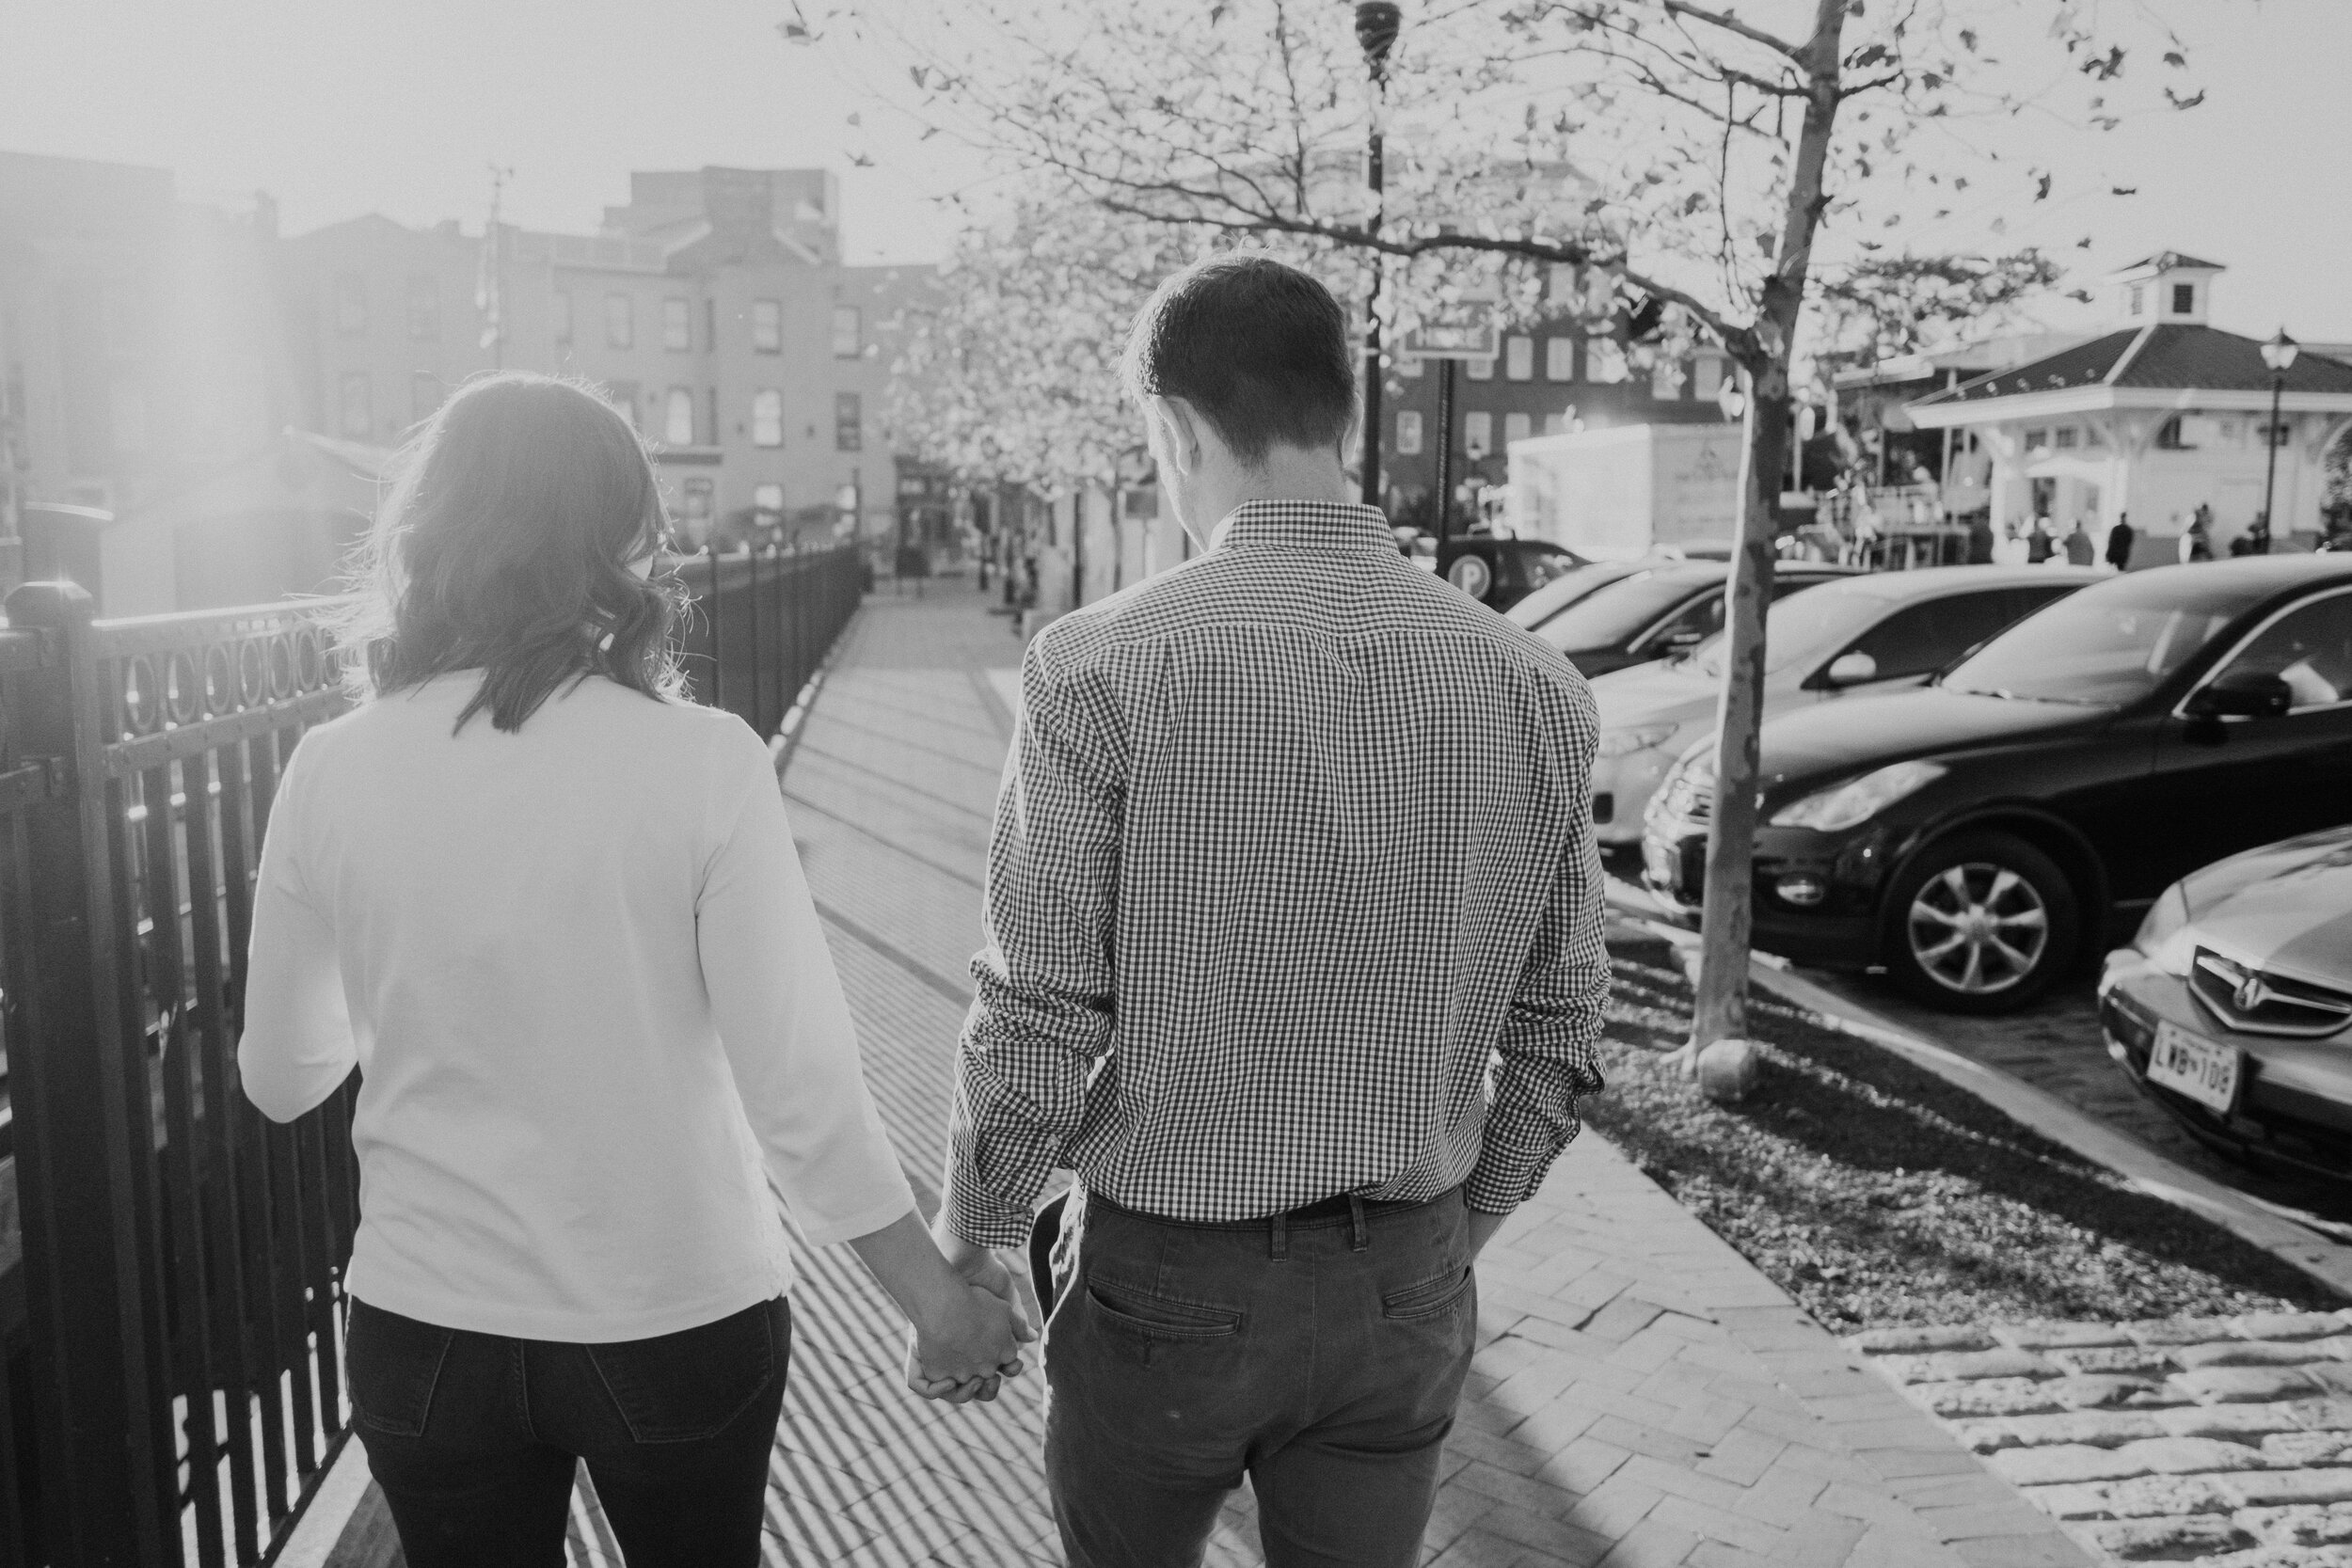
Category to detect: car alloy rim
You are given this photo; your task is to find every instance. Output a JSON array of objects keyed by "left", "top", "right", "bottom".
[{"left": 1906, "top": 863, "right": 2049, "bottom": 994}]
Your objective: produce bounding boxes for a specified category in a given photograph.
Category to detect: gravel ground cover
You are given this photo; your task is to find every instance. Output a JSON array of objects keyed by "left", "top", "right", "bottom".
[{"left": 1588, "top": 932, "right": 2344, "bottom": 1331}]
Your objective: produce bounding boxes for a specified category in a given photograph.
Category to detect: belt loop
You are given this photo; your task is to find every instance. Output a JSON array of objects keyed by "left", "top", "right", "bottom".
[
  {"left": 1348, "top": 1193, "right": 1369, "bottom": 1252},
  {"left": 1270, "top": 1209, "right": 1288, "bottom": 1261}
]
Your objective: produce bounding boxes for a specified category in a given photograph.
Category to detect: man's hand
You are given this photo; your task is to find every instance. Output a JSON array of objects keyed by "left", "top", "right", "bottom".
[
  {"left": 1469, "top": 1208, "right": 1508, "bottom": 1261},
  {"left": 906, "top": 1282, "right": 1032, "bottom": 1404},
  {"left": 935, "top": 1218, "right": 1045, "bottom": 1335}
]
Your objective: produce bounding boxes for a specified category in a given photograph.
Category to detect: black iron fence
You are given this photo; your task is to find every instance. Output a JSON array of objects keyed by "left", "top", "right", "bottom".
[{"left": 0, "top": 543, "right": 861, "bottom": 1566}]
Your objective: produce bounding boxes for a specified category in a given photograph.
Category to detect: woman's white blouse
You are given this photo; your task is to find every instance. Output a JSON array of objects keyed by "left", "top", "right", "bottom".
[{"left": 238, "top": 673, "right": 915, "bottom": 1342}]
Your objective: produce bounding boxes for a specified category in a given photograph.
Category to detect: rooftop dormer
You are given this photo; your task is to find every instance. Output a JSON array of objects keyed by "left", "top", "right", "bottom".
[{"left": 2105, "top": 250, "right": 2223, "bottom": 328}]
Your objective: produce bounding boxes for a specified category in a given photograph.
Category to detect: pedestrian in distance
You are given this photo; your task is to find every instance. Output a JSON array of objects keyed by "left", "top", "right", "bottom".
[
  {"left": 2026, "top": 514, "right": 2057, "bottom": 563},
  {"left": 2105, "top": 512, "right": 2137, "bottom": 572},
  {"left": 2063, "top": 516, "right": 2096, "bottom": 566},
  {"left": 238, "top": 373, "right": 1031, "bottom": 1568},
  {"left": 1966, "top": 511, "right": 1995, "bottom": 565},
  {"left": 2182, "top": 507, "right": 2215, "bottom": 562},
  {"left": 934, "top": 256, "right": 1611, "bottom": 1568}
]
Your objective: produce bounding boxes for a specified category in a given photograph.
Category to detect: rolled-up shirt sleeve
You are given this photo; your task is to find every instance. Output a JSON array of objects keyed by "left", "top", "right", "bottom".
[
  {"left": 943, "top": 636, "right": 1123, "bottom": 1250},
  {"left": 240, "top": 736, "right": 360, "bottom": 1124},
  {"left": 1467, "top": 678, "right": 1611, "bottom": 1215},
  {"left": 698, "top": 728, "right": 917, "bottom": 1247}
]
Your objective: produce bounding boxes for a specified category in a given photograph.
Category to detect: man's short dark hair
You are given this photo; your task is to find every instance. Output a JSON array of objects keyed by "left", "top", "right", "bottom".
[{"left": 1121, "top": 254, "right": 1357, "bottom": 467}]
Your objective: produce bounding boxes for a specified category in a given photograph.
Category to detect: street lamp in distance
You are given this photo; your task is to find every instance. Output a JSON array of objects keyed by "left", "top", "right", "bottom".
[
  {"left": 1355, "top": 2, "right": 1402, "bottom": 514},
  {"left": 2259, "top": 328, "right": 2298, "bottom": 553}
]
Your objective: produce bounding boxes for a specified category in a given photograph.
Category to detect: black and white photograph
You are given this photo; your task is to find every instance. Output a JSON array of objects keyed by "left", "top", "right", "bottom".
[{"left": 1, "top": 2, "right": 2349, "bottom": 1564}]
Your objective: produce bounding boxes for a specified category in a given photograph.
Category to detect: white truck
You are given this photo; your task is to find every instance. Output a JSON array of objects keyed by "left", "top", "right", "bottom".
[{"left": 1506, "top": 423, "right": 1743, "bottom": 560}]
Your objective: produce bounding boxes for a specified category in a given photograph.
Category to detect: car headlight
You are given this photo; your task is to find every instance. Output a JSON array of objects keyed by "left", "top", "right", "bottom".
[
  {"left": 1767, "top": 760, "right": 1947, "bottom": 833},
  {"left": 1597, "top": 723, "right": 1680, "bottom": 759},
  {"left": 2135, "top": 882, "right": 2196, "bottom": 975}
]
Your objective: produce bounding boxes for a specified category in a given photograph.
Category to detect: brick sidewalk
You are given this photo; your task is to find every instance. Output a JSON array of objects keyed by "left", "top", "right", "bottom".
[{"left": 564, "top": 582, "right": 2098, "bottom": 1568}]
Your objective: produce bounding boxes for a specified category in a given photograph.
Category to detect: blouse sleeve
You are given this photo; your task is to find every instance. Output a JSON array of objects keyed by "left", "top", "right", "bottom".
[
  {"left": 239, "top": 735, "right": 360, "bottom": 1123},
  {"left": 697, "top": 727, "right": 918, "bottom": 1246}
]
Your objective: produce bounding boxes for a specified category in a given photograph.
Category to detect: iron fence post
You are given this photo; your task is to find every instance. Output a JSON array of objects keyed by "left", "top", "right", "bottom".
[{"left": 4, "top": 580, "right": 176, "bottom": 1567}]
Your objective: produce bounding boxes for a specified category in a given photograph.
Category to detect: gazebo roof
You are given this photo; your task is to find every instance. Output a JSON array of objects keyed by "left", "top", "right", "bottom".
[{"left": 1915, "top": 325, "right": 2352, "bottom": 408}]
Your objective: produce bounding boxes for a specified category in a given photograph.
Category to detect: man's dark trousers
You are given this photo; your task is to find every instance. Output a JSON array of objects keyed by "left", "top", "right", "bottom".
[{"left": 1041, "top": 1186, "right": 1478, "bottom": 1567}]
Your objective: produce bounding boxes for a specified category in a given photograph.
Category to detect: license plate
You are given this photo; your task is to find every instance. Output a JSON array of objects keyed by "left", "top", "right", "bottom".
[
  {"left": 2147, "top": 1020, "right": 2240, "bottom": 1114},
  {"left": 1644, "top": 839, "right": 1677, "bottom": 888}
]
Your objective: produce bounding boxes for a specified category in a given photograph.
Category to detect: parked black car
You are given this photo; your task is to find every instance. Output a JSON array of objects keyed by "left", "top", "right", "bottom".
[
  {"left": 1534, "top": 560, "right": 1860, "bottom": 679},
  {"left": 1404, "top": 534, "right": 1587, "bottom": 610},
  {"left": 1643, "top": 556, "right": 2352, "bottom": 1011}
]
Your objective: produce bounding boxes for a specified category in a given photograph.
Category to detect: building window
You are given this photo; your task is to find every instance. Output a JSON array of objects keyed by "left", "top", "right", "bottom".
[
  {"left": 2053, "top": 426, "right": 2078, "bottom": 450},
  {"left": 1543, "top": 411, "right": 1572, "bottom": 436},
  {"left": 340, "top": 372, "right": 371, "bottom": 437},
  {"left": 605, "top": 293, "right": 633, "bottom": 349},
  {"left": 753, "top": 482, "right": 784, "bottom": 516},
  {"left": 752, "top": 389, "right": 783, "bottom": 447},
  {"left": 832, "top": 305, "right": 862, "bottom": 358},
  {"left": 2156, "top": 416, "right": 2190, "bottom": 450},
  {"left": 1503, "top": 411, "right": 1532, "bottom": 447},
  {"left": 1396, "top": 355, "right": 1424, "bottom": 377},
  {"left": 662, "top": 297, "right": 691, "bottom": 352},
  {"left": 2128, "top": 285, "right": 2145, "bottom": 317},
  {"left": 1396, "top": 409, "right": 1423, "bottom": 455},
  {"left": 607, "top": 381, "right": 639, "bottom": 430},
  {"left": 835, "top": 390, "right": 863, "bottom": 451},
  {"left": 551, "top": 289, "right": 573, "bottom": 344},
  {"left": 406, "top": 276, "right": 439, "bottom": 342},
  {"left": 1464, "top": 410, "right": 1493, "bottom": 458},
  {"left": 664, "top": 386, "right": 694, "bottom": 445},
  {"left": 1545, "top": 338, "right": 1575, "bottom": 382},
  {"left": 1585, "top": 338, "right": 1629, "bottom": 383},
  {"left": 334, "top": 274, "right": 368, "bottom": 337},
  {"left": 411, "top": 372, "right": 443, "bottom": 422},
  {"left": 1649, "top": 356, "right": 1685, "bottom": 401},
  {"left": 2171, "top": 282, "right": 2196, "bottom": 315},
  {"left": 1465, "top": 355, "right": 1494, "bottom": 382},
  {"left": 1504, "top": 336, "right": 1534, "bottom": 381},
  {"left": 1692, "top": 353, "right": 1726, "bottom": 402},
  {"left": 1548, "top": 262, "right": 1581, "bottom": 302},
  {"left": 2023, "top": 427, "right": 2050, "bottom": 451},
  {"left": 681, "top": 477, "right": 714, "bottom": 524},
  {"left": 752, "top": 299, "right": 782, "bottom": 354}
]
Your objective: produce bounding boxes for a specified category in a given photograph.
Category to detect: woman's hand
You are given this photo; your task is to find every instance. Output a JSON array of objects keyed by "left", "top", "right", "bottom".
[
  {"left": 845, "top": 1209, "right": 1036, "bottom": 1405},
  {"left": 905, "top": 1283, "right": 1033, "bottom": 1403}
]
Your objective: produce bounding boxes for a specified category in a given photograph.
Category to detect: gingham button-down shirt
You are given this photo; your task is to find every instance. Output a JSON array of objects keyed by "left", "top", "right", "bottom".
[{"left": 943, "top": 499, "right": 1608, "bottom": 1250}]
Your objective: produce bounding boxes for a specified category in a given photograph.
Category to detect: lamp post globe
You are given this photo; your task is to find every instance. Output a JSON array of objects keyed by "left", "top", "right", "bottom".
[
  {"left": 2259, "top": 328, "right": 2298, "bottom": 549},
  {"left": 1352, "top": 2, "right": 1403, "bottom": 512}
]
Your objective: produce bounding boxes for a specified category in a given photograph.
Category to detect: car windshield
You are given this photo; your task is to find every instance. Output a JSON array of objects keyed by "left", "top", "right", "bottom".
[
  {"left": 1681, "top": 586, "right": 1889, "bottom": 679},
  {"left": 1942, "top": 574, "right": 2251, "bottom": 705},
  {"left": 1504, "top": 562, "right": 1642, "bottom": 627},
  {"left": 1537, "top": 568, "right": 1724, "bottom": 650}
]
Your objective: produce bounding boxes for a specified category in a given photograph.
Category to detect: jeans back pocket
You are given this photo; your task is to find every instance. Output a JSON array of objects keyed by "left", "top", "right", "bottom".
[
  {"left": 346, "top": 1299, "right": 456, "bottom": 1438},
  {"left": 1380, "top": 1265, "right": 1474, "bottom": 1323},
  {"left": 584, "top": 1297, "right": 786, "bottom": 1444}
]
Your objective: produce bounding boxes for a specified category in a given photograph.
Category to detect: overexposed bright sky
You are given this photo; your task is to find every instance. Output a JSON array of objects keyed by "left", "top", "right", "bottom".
[{"left": 0, "top": 0, "right": 2344, "bottom": 337}]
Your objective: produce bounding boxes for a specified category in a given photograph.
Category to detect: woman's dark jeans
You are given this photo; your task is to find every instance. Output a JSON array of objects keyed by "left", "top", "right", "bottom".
[{"left": 345, "top": 1294, "right": 789, "bottom": 1568}]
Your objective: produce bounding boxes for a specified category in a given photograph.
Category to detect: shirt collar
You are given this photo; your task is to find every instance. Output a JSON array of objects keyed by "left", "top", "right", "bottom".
[{"left": 1210, "top": 499, "right": 1398, "bottom": 555}]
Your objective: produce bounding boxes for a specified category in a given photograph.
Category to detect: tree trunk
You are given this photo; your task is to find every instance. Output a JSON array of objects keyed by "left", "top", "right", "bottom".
[{"left": 1678, "top": 0, "right": 1847, "bottom": 1065}]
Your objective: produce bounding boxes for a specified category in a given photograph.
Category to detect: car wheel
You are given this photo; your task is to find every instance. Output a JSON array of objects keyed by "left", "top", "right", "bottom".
[{"left": 1882, "top": 832, "right": 2079, "bottom": 1013}]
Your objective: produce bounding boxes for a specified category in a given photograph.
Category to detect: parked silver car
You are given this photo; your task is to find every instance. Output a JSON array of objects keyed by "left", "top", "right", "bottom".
[{"left": 2100, "top": 826, "right": 2352, "bottom": 1183}]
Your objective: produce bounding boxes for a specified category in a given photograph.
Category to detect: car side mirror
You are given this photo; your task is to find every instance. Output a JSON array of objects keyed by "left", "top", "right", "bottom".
[
  {"left": 2185, "top": 669, "right": 2293, "bottom": 719},
  {"left": 1823, "top": 651, "right": 1879, "bottom": 688}
]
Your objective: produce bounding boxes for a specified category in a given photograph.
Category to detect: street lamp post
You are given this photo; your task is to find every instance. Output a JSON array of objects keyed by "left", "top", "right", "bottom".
[
  {"left": 1355, "top": 2, "right": 1401, "bottom": 514},
  {"left": 2260, "top": 328, "right": 2299, "bottom": 552}
]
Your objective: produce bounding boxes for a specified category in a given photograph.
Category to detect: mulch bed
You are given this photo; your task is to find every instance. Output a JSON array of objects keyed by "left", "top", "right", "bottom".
[{"left": 1584, "top": 931, "right": 2344, "bottom": 1331}]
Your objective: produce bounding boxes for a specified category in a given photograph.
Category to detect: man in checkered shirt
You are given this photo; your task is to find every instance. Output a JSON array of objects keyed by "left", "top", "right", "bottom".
[{"left": 935, "top": 255, "right": 1608, "bottom": 1567}]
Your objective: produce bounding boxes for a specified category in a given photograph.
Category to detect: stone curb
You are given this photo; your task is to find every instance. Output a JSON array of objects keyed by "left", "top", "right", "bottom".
[{"left": 1601, "top": 882, "right": 2352, "bottom": 1306}]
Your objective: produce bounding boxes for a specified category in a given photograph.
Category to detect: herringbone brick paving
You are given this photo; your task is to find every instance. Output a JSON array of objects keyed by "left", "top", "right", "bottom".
[{"left": 560, "top": 581, "right": 2099, "bottom": 1567}]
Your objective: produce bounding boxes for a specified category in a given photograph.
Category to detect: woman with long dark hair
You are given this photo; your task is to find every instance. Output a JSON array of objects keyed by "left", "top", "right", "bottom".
[{"left": 238, "top": 373, "right": 1028, "bottom": 1567}]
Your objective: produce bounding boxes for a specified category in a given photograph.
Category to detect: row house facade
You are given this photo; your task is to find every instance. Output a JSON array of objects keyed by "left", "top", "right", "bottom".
[{"left": 279, "top": 166, "right": 940, "bottom": 551}]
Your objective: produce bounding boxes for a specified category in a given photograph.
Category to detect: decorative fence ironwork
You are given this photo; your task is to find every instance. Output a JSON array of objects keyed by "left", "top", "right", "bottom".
[{"left": 0, "top": 543, "right": 861, "bottom": 1566}]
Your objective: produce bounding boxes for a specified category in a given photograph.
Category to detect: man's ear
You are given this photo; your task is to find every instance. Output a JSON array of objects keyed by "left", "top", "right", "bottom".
[{"left": 1147, "top": 395, "right": 1206, "bottom": 478}]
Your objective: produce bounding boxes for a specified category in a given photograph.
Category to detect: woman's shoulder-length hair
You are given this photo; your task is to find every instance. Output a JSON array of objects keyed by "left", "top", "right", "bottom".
[{"left": 330, "top": 372, "right": 688, "bottom": 734}]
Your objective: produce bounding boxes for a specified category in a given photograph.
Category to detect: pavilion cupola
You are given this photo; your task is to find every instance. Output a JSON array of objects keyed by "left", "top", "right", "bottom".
[{"left": 2104, "top": 251, "right": 2224, "bottom": 328}]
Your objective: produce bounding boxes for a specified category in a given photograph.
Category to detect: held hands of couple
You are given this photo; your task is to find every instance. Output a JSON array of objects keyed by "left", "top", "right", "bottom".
[{"left": 905, "top": 1235, "right": 1035, "bottom": 1405}]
